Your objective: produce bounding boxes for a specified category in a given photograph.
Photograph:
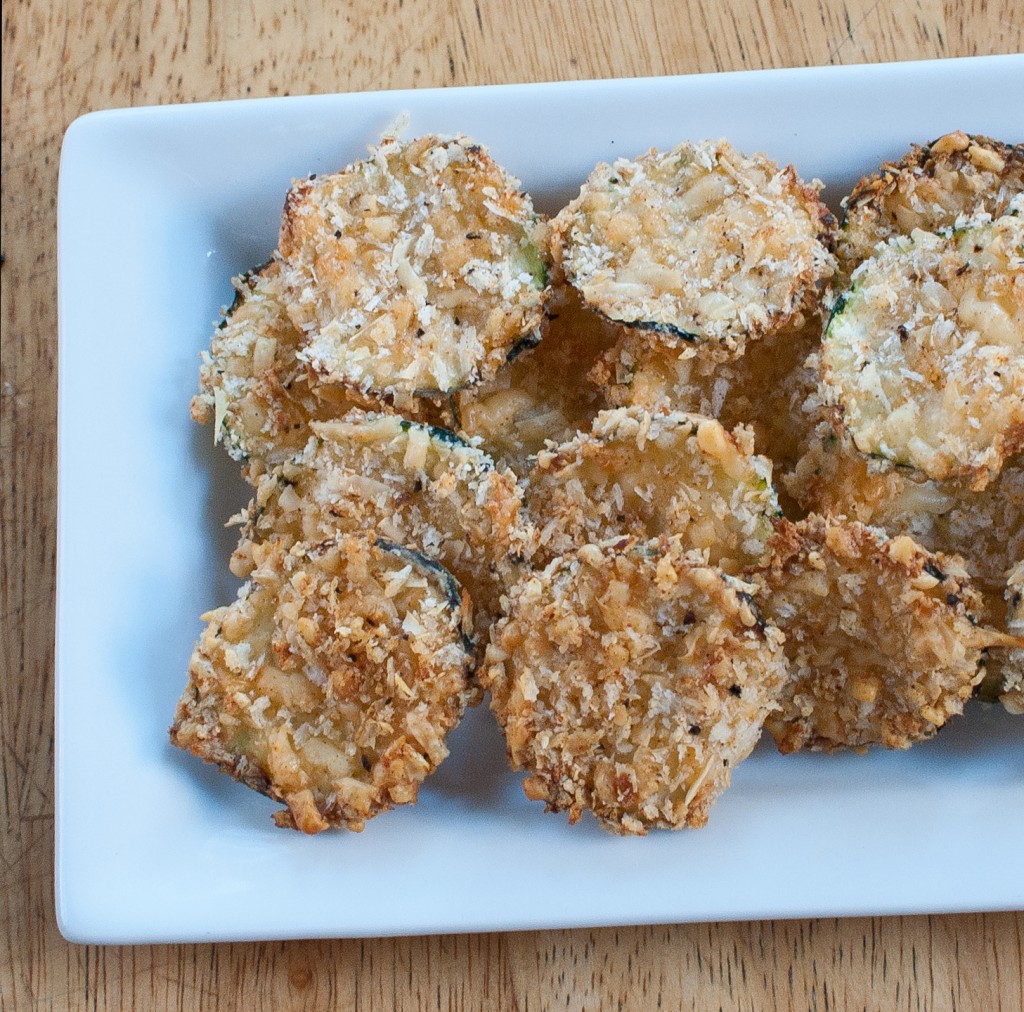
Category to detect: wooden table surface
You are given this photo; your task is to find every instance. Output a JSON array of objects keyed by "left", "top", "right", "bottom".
[{"left": 2, "top": 1, "right": 1022, "bottom": 1008}]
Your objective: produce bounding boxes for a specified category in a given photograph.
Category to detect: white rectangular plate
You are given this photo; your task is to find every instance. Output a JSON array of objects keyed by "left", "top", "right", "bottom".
[{"left": 57, "top": 55, "right": 1024, "bottom": 944}]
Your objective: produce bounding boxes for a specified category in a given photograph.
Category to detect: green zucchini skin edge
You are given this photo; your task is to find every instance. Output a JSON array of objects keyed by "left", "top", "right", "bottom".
[
  {"left": 373, "top": 537, "right": 476, "bottom": 654},
  {"left": 397, "top": 417, "right": 477, "bottom": 452},
  {"left": 518, "top": 238, "right": 549, "bottom": 290},
  {"left": 616, "top": 316, "right": 700, "bottom": 345},
  {"left": 223, "top": 257, "right": 275, "bottom": 320},
  {"left": 823, "top": 288, "right": 851, "bottom": 335},
  {"left": 505, "top": 328, "right": 543, "bottom": 364}
]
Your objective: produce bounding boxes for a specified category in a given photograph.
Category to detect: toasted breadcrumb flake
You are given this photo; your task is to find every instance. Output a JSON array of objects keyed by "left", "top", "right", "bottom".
[
  {"left": 484, "top": 537, "right": 788, "bottom": 834},
  {"left": 170, "top": 535, "right": 474, "bottom": 832}
]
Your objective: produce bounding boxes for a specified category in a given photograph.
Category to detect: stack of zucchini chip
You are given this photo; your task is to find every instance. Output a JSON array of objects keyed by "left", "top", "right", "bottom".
[
  {"left": 175, "top": 131, "right": 546, "bottom": 833},
  {"left": 175, "top": 128, "right": 1024, "bottom": 837},
  {"left": 789, "top": 133, "right": 1024, "bottom": 719}
]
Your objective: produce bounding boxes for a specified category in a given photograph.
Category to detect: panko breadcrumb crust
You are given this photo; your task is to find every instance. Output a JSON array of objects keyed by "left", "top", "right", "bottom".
[
  {"left": 190, "top": 259, "right": 449, "bottom": 483},
  {"left": 755, "top": 516, "right": 996, "bottom": 753},
  {"left": 787, "top": 431, "right": 1024, "bottom": 588},
  {"left": 786, "top": 409, "right": 1024, "bottom": 713},
  {"left": 593, "top": 311, "right": 823, "bottom": 513},
  {"left": 189, "top": 260, "right": 361, "bottom": 479},
  {"left": 171, "top": 535, "right": 475, "bottom": 833},
  {"left": 451, "top": 281, "right": 622, "bottom": 475},
  {"left": 837, "top": 131, "right": 1024, "bottom": 281},
  {"left": 279, "top": 133, "right": 550, "bottom": 397},
  {"left": 549, "top": 138, "right": 836, "bottom": 358},
  {"left": 484, "top": 537, "right": 788, "bottom": 834},
  {"left": 821, "top": 209, "right": 1024, "bottom": 488},
  {"left": 527, "top": 407, "right": 779, "bottom": 575}
]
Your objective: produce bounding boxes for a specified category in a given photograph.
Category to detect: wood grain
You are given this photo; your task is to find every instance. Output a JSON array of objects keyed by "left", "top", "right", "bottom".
[{"left": 2, "top": 1, "right": 1021, "bottom": 1008}]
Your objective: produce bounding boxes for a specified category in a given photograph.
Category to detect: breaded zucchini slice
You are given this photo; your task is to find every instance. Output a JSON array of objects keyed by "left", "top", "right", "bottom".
[
  {"left": 483, "top": 537, "right": 788, "bottom": 834},
  {"left": 549, "top": 138, "right": 836, "bottom": 358},
  {"left": 527, "top": 407, "right": 779, "bottom": 574},
  {"left": 756, "top": 516, "right": 1000, "bottom": 753},
  {"left": 784, "top": 414, "right": 961, "bottom": 543},
  {"left": 451, "top": 282, "right": 621, "bottom": 476},
  {"left": 821, "top": 210, "right": 1024, "bottom": 488},
  {"left": 788, "top": 424, "right": 1024, "bottom": 592},
  {"left": 235, "top": 410, "right": 533, "bottom": 646},
  {"left": 838, "top": 132, "right": 1024, "bottom": 278},
  {"left": 170, "top": 535, "right": 475, "bottom": 833},
  {"left": 278, "top": 133, "right": 549, "bottom": 397},
  {"left": 938, "top": 466, "right": 1024, "bottom": 711},
  {"left": 594, "top": 311, "right": 823, "bottom": 495},
  {"left": 786, "top": 431, "right": 1024, "bottom": 701},
  {"left": 190, "top": 259, "right": 363, "bottom": 478}
]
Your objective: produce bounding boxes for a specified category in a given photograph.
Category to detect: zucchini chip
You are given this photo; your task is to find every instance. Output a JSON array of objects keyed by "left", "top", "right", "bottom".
[
  {"left": 278, "top": 133, "right": 549, "bottom": 397},
  {"left": 756, "top": 516, "right": 1004, "bottom": 753},
  {"left": 784, "top": 415, "right": 934, "bottom": 533},
  {"left": 594, "top": 311, "right": 823, "bottom": 498},
  {"left": 234, "top": 410, "right": 533, "bottom": 648},
  {"left": 190, "top": 260, "right": 363, "bottom": 479},
  {"left": 838, "top": 132, "right": 1024, "bottom": 280},
  {"left": 787, "top": 430, "right": 1024, "bottom": 708},
  {"left": 527, "top": 407, "right": 779, "bottom": 575},
  {"left": 549, "top": 139, "right": 836, "bottom": 358},
  {"left": 789, "top": 426, "right": 1024, "bottom": 594},
  {"left": 170, "top": 535, "right": 475, "bottom": 833},
  {"left": 821, "top": 210, "right": 1024, "bottom": 488},
  {"left": 452, "top": 283, "right": 621, "bottom": 476},
  {"left": 483, "top": 537, "right": 788, "bottom": 834}
]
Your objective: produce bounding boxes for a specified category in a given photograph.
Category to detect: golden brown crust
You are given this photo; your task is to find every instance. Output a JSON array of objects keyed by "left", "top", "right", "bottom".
[
  {"left": 527, "top": 407, "right": 779, "bottom": 575},
  {"left": 550, "top": 139, "right": 836, "bottom": 358},
  {"left": 234, "top": 410, "right": 534, "bottom": 653},
  {"left": 786, "top": 420, "right": 1024, "bottom": 698},
  {"left": 191, "top": 260, "right": 362, "bottom": 477},
  {"left": 821, "top": 212, "right": 1024, "bottom": 488},
  {"left": 756, "top": 516, "right": 990, "bottom": 753},
  {"left": 182, "top": 129, "right": 1024, "bottom": 838},
  {"left": 789, "top": 428, "right": 1024, "bottom": 591},
  {"left": 278, "top": 134, "right": 549, "bottom": 397},
  {"left": 171, "top": 535, "right": 475, "bottom": 832},
  {"left": 191, "top": 259, "right": 446, "bottom": 483},
  {"left": 483, "top": 537, "right": 788, "bottom": 834},
  {"left": 838, "top": 132, "right": 1024, "bottom": 280}
]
